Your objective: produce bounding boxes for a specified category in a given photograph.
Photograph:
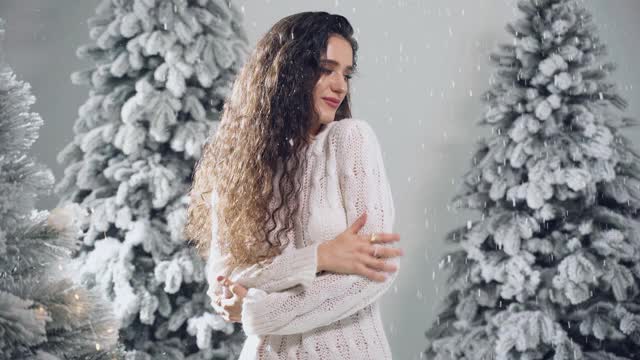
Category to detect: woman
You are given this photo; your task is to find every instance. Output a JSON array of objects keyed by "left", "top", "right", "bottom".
[{"left": 185, "top": 12, "right": 403, "bottom": 359}]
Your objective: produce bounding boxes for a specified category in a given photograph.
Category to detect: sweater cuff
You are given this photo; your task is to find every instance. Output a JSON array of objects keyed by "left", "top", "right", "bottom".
[
  {"left": 289, "top": 242, "right": 321, "bottom": 289},
  {"left": 241, "top": 287, "right": 269, "bottom": 336},
  {"left": 240, "top": 243, "right": 320, "bottom": 336}
]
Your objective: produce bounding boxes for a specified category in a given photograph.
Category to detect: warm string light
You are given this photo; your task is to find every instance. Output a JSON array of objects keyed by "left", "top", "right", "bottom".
[
  {"left": 70, "top": 288, "right": 104, "bottom": 353},
  {"left": 86, "top": 305, "right": 101, "bottom": 353},
  {"left": 36, "top": 305, "right": 47, "bottom": 320}
]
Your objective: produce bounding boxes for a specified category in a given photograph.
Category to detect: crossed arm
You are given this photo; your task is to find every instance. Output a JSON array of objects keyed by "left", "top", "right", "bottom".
[{"left": 206, "top": 119, "right": 399, "bottom": 336}]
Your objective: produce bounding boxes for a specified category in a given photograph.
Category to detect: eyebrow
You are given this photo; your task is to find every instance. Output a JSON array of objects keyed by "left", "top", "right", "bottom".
[{"left": 320, "top": 59, "right": 355, "bottom": 72}]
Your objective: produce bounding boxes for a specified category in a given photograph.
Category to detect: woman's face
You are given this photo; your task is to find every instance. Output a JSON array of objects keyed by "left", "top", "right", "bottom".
[{"left": 311, "top": 34, "right": 354, "bottom": 133}]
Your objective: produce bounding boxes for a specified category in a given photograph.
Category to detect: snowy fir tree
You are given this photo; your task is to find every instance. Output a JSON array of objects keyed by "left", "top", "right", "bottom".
[
  {"left": 0, "top": 18, "right": 123, "bottom": 360},
  {"left": 424, "top": 1, "right": 640, "bottom": 359},
  {"left": 54, "top": 1, "right": 250, "bottom": 358}
]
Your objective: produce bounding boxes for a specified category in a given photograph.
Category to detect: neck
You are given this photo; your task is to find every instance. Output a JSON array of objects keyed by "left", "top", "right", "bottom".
[{"left": 309, "top": 123, "right": 324, "bottom": 140}]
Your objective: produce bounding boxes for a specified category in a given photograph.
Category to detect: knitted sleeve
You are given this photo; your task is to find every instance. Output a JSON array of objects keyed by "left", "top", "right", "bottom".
[
  {"left": 205, "top": 189, "right": 321, "bottom": 308},
  {"left": 239, "top": 119, "right": 398, "bottom": 336}
]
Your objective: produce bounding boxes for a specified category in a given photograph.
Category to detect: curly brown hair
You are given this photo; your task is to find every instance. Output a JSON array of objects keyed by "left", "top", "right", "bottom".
[{"left": 185, "top": 12, "right": 359, "bottom": 269}]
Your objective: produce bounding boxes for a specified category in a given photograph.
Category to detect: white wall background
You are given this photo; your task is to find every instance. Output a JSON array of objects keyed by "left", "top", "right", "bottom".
[{"left": 1, "top": 1, "right": 639, "bottom": 358}]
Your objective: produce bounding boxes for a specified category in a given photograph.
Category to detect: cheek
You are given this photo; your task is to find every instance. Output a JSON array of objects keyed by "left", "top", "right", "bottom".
[
  {"left": 312, "top": 88, "right": 323, "bottom": 109},
  {"left": 313, "top": 77, "right": 329, "bottom": 94},
  {"left": 312, "top": 77, "right": 333, "bottom": 113}
]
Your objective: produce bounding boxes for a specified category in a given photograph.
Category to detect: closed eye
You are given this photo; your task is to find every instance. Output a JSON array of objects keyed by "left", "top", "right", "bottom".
[{"left": 320, "top": 67, "right": 353, "bottom": 81}]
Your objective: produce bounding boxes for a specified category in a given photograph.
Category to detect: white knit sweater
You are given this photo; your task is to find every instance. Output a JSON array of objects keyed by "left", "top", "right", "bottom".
[{"left": 206, "top": 118, "right": 399, "bottom": 360}]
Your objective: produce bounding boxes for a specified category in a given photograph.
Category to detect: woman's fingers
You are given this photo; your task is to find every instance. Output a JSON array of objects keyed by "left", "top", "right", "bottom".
[
  {"left": 211, "top": 296, "right": 224, "bottom": 313},
  {"left": 219, "top": 282, "right": 245, "bottom": 318},
  {"left": 368, "top": 245, "right": 404, "bottom": 259},
  {"left": 359, "top": 232, "right": 400, "bottom": 243},
  {"left": 220, "top": 295, "right": 239, "bottom": 308},
  {"left": 348, "top": 213, "right": 368, "bottom": 234},
  {"left": 356, "top": 263, "right": 387, "bottom": 283},
  {"left": 219, "top": 296, "right": 242, "bottom": 321},
  {"left": 222, "top": 286, "right": 233, "bottom": 299},
  {"left": 360, "top": 253, "right": 398, "bottom": 273}
]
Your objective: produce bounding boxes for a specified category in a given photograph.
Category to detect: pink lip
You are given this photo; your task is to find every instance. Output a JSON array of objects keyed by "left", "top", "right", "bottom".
[{"left": 322, "top": 97, "right": 340, "bottom": 109}]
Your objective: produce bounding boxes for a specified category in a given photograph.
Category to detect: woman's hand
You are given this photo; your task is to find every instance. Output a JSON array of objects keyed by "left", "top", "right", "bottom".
[
  {"left": 318, "top": 212, "right": 403, "bottom": 282},
  {"left": 212, "top": 276, "right": 248, "bottom": 323}
]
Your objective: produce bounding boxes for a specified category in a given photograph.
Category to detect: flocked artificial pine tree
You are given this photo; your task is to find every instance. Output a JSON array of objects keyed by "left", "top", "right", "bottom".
[
  {"left": 0, "top": 18, "right": 123, "bottom": 360},
  {"left": 54, "top": 1, "right": 250, "bottom": 358},
  {"left": 425, "top": 0, "right": 640, "bottom": 359}
]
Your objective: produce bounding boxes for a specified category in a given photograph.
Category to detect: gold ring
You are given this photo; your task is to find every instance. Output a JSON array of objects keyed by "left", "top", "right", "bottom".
[{"left": 370, "top": 233, "right": 377, "bottom": 243}]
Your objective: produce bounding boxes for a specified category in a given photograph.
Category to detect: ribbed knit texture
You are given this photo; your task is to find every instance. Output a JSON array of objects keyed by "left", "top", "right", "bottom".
[{"left": 206, "top": 118, "right": 398, "bottom": 359}]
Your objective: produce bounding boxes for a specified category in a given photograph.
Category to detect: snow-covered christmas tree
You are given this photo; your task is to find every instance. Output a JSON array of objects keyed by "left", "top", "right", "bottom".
[
  {"left": 54, "top": 1, "right": 250, "bottom": 358},
  {"left": 0, "top": 18, "right": 123, "bottom": 360},
  {"left": 425, "top": 0, "right": 640, "bottom": 358}
]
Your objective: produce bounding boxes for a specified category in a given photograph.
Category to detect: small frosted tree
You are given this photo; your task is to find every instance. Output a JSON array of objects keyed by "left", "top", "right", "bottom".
[
  {"left": 55, "top": 0, "right": 250, "bottom": 358},
  {"left": 425, "top": 1, "right": 640, "bottom": 359},
  {"left": 0, "top": 19, "right": 123, "bottom": 360}
]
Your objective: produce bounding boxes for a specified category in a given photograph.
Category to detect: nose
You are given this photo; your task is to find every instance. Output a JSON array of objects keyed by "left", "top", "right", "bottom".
[{"left": 329, "top": 72, "right": 348, "bottom": 95}]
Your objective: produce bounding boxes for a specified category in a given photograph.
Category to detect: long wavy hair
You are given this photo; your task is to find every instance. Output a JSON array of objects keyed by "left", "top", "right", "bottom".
[{"left": 185, "top": 12, "right": 359, "bottom": 269}]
